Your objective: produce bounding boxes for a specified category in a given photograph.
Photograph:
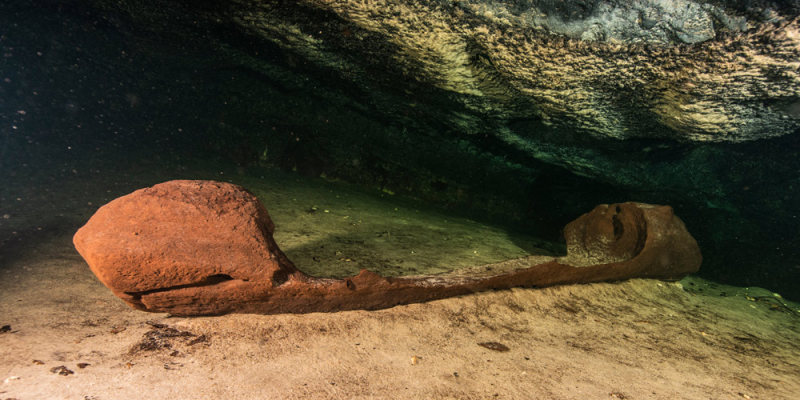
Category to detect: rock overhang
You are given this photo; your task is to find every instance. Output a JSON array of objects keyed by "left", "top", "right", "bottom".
[
  {"left": 4, "top": 0, "right": 798, "bottom": 299},
  {"left": 219, "top": 0, "right": 800, "bottom": 142}
]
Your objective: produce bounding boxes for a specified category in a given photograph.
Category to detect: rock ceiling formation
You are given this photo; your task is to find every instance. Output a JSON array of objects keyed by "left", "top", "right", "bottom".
[{"left": 229, "top": 0, "right": 800, "bottom": 143}]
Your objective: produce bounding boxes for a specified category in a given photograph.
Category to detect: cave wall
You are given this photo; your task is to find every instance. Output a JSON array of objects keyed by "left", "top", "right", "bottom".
[{"left": 3, "top": 0, "right": 799, "bottom": 299}]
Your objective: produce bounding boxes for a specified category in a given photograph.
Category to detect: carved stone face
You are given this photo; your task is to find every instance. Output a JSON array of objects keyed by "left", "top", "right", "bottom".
[{"left": 73, "top": 180, "right": 700, "bottom": 316}]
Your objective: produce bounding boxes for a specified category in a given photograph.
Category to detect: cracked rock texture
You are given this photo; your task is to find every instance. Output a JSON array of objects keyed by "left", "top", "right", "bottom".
[{"left": 228, "top": 0, "right": 800, "bottom": 142}]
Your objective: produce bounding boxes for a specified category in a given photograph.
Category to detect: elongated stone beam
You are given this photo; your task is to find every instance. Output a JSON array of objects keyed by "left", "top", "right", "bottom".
[{"left": 73, "top": 180, "right": 700, "bottom": 316}]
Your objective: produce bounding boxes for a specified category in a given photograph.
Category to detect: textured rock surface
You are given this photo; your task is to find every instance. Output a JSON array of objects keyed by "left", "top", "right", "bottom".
[
  {"left": 4, "top": 0, "right": 797, "bottom": 298},
  {"left": 224, "top": 0, "right": 800, "bottom": 142},
  {"left": 73, "top": 180, "right": 700, "bottom": 316}
]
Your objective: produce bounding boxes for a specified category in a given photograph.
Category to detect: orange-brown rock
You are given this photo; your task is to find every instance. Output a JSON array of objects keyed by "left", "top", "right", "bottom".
[
  {"left": 560, "top": 203, "right": 703, "bottom": 281},
  {"left": 72, "top": 180, "right": 299, "bottom": 313},
  {"left": 73, "top": 180, "right": 701, "bottom": 316}
]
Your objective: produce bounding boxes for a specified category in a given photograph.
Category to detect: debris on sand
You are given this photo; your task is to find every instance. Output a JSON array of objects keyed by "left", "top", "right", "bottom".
[
  {"left": 50, "top": 366, "right": 74, "bottom": 376},
  {"left": 478, "top": 342, "right": 510, "bottom": 352},
  {"left": 130, "top": 321, "right": 208, "bottom": 355}
]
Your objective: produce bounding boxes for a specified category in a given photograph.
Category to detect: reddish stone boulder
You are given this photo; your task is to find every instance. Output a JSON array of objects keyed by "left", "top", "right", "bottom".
[
  {"left": 74, "top": 180, "right": 701, "bottom": 316},
  {"left": 73, "top": 180, "right": 299, "bottom": 312}
]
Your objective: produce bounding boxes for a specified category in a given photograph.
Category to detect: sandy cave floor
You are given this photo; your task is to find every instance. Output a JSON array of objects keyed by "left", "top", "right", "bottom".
[{"left": 1, "top": 150, "right": 800, "bottom": 399}]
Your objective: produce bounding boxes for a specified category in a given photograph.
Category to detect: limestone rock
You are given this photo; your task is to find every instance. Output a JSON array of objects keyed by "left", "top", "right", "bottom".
[
  {"left": 222, "top": 0, "right": 800, "bottom": 142},
  {"left": 74, "top": 180, "right": 700, "bottom": 316}
]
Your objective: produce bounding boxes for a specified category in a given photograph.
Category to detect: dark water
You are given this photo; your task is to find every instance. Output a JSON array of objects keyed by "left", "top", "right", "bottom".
[{"left": 1, "top": 1, "right": 798, "bottom": 302}]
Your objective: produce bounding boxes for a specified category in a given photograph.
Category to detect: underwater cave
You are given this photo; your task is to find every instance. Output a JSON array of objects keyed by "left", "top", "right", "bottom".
[{"left": 1, "top": 0, "right": 799, "bottom": 398}]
